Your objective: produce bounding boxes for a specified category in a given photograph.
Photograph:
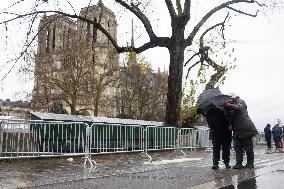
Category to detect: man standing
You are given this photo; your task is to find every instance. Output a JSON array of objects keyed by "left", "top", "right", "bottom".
[
  {"left": 264, "top": 124, "right": 272, "bottom": 149},
  {"left": 205, "top": 108, "right": 232, "bottom": 169},
  {"left": 224, "top": 95, "right": 258, "bottom": 169},
  {"left": 272, "top": 124, "right": 283, "bottom": 150}
]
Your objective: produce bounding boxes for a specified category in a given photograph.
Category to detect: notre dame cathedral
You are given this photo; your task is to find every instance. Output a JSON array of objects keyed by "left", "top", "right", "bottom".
[
  {"left": 31, "top": 1, "right": 168, "bottom": 121},
  {"left": 31, "top": 1, "right": 119, "bottom": 117}
]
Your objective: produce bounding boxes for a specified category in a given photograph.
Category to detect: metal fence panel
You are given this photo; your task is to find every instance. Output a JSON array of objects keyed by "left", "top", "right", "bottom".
[
  {"left": 145, "top": 126, "right": 177, "bottom": 151},
  {"left": 0, "top": 119, "right": 88, "bottom": 158},
  {"left": 192, "top": 129, "right": 212, "bottom": 149},
  {"left": 178, "top": 128, "right": 195, "bottom": 150},
  {"left": 89, "top": 123, "right": 144, "bottom": 154}
]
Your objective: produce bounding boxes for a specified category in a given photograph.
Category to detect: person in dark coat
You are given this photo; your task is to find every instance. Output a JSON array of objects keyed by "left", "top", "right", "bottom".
[
  {"left": 224, "top": 95, "right": 258, "bottom": 169},
  {"left": 264, "top": 124, "right": 272, "bottom": 148},
  {"left": 272, "top": 124, "right": 283, "bottom": 149},
  {"left": 205, "top": 108, "right": 232, "bottom": 169}
]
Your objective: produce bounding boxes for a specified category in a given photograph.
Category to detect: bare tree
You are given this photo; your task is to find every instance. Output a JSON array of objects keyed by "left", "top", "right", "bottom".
[
  {"left": 118, "top": 53, "right": 152, "bottom": 119},
  {"left": 87, "top": 50, "right": 119, "bottom": 117},
  {"left": 117, "top": 51, "right": 168, "bottom": 121},
  {"left": 33, "top": 41, "right": 91, "bottom": 114},
  {"left": 1, "top": 0, "right": 282, "bottom": 126}
]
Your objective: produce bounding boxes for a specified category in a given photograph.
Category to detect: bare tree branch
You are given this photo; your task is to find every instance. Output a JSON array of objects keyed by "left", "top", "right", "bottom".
[
  {"left": 2, "top": 8, "right": 172, "bottom": 54},
  {"left": 115, "top": 0, "right": 156, "bottom": 41},
  {"left": 183, "top": 0, "right": 191, "bottom": 20},
  {"left": 184, "top": 52, "right": 200, "bottom": 67},
  {"left": 1, "top": 19, "right": 54, "bottom": 82},
  {"left": 186, "top": 0, "right": 256, "bottom": 46},
  {"left": 66, "top": 0, "right": 76, "bottom": 14},
  {"left": 199, "top": 13, "right": 230, "bottom": 47},
  {"left": 176, "top": 0, "right": 182, "bottom": 15},
  {"left": 226, "top": 5, "right": 259, "bottom": 17},
  {"left": 185, "top": 60, "right": 202, "bottom": 79},
  {"left": 165, "top": 0, "right": 176, "bottom": 19}
]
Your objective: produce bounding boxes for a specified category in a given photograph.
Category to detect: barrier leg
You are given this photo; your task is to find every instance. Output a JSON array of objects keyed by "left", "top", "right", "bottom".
[
  {"left": 80, "top": 127, "right": 96, "bottom": 166},
  {"left": 172, "top": 130, "right": 187, "bottom": 156},
  {"left": 137, "top": 128, "right": 152, "bottom": 162}
]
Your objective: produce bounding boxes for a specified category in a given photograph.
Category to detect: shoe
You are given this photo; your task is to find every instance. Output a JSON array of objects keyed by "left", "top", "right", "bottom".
[
  {"left": 211, "top": 165, "right": 219, "bottom": 169},
  {"left": 232, "top": 164, "right": 244, "bottom": 169},
  {"left": 225, "top": 164, "right": 231, "bottom": 169},
  {"left": 244, "top": 164, "right": 254, "bottom": 169}
]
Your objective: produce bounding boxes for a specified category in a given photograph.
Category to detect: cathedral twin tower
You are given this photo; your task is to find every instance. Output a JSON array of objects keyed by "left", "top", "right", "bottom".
[{"left": 31, "top": 2, "right": 119, "bottom": 117}]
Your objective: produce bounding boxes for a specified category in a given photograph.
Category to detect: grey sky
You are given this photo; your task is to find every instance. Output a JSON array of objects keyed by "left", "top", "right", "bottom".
[{"left": 0, "top": 0, "right": 283, "bottom": 130}]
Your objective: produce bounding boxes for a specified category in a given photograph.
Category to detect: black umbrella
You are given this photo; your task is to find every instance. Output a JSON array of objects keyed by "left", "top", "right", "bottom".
[{"left": 197, "top": 88, "right": 231, "bottom": 116}]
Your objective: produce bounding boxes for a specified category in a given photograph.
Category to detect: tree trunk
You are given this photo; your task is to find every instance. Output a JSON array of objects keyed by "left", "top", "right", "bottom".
[
  {"left": 93, "top": 94, "right": 100, "bottom": 116},
  {"left": 70, "top": 96, "right": 78, "bottom": 115},
  {"left": 70, "top": 104, "right": 77, "bottom": 115},
  {"left": 165, "top": 25, "right": 185, "bottom": 127}
]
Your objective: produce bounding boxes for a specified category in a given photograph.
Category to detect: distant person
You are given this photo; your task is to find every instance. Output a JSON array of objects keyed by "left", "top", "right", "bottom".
[
  {"left": 205, "top": 108, "right": 232, "bottom": 169},
  {"left": 264, "top": 124, "right": 272, "bottom": 149},
  {"left": 272, "top": 124, "right": 283, "bottom": 150},
  {"left": 224, "top": 95, "right": 258, "bottom": 169}
]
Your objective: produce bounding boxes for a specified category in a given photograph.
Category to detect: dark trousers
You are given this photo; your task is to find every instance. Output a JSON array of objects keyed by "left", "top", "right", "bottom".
[
  {"left": 266, "top": 137, "right": 272, "bottom": 148},
  {"left": 234, "top": 137, "right": 254, "bottom": 165},
  {"left": 274, "top": 139, "right": 283, "bottom": 148},
  {"left": 212, "top": 137, "right": 232, "bottom": 164}
]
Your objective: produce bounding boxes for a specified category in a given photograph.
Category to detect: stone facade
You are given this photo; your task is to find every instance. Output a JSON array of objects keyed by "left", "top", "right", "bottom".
[{"left": 31, "top": 2, "right": 119, "bottom": 117}]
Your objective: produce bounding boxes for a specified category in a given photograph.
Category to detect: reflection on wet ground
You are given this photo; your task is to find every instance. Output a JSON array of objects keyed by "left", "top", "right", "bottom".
[
  {"left": 221, "top": 168, "right": 284, "bottom": 189},
  {"left": 0, "top": 148, "right": 284, "bottom": 189}
]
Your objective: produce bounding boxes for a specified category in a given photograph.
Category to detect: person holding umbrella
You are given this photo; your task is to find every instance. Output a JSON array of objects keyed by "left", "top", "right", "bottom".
[
  {"left": 224, "top": 94, "right": 258, "bottom": 169},
  {"left": 205, "top": 108, "right": 232, "bottom": 169},
  {"left": 197, "top": 88, "right": 232, "bottom": 169}
]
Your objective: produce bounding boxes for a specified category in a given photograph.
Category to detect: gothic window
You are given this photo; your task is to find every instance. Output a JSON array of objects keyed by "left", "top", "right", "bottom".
[
  {"left": 52, "top": 26, "right": 56, "bottom": 49},
  {"left": 63, "top": 26, "right": 66, "bottom": 50},
  {"left": 107, "top": 20, "right": 110, "bottom": 45},
  {"left": 46, "top": 27, "right": 50, "bottom": 53},
  {"left": 67, "top": 28, "right": 71, "bottom": 49},
  {"left": 86, "top": 22, "right": 91, "bottom": 43}
]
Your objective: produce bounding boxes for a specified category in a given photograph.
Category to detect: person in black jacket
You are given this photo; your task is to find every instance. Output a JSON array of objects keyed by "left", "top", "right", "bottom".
[
  {"left": 264, "top": 124, "right": 272, "bottom": 149},
  {"left": 205, "top": 108, "right": 232, "bottom": 169}
]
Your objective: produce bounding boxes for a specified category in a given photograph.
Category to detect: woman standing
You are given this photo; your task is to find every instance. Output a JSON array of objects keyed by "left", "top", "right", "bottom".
[{"left": 224, "top": 95, "right": 258, "bottom": 169}]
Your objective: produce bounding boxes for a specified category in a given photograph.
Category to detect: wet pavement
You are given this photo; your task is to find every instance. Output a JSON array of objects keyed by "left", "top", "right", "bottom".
[{"left": 0, "top": 148, "right": 284, "bottom": 189}]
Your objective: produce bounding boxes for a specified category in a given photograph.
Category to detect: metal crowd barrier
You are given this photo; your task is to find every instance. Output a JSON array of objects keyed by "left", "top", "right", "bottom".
[
  {"left": 89, "top": 123, "right": 144, "bottom": 154},
  {"left": 0, "top": 119, "right": 88, "bottom": 158},
  {"left": 0, "top": 119, "right": 235, "bottom": 161},
  {"left": 145, "top": 126, "right": 177, "bottom": 151},
  {"left": 191, "top": 129, "right": 212, "bottom": 151},
  {"left": 255, "top": 132, "right": 267, "bottom": 146},
  {"left": 177, "top": 128, "right": 195, "bottom": 150}
]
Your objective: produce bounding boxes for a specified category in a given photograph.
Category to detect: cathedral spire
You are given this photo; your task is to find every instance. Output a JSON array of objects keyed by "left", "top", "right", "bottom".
[{"left": 98, "top": 0, "right": 104, "bottom": 7}]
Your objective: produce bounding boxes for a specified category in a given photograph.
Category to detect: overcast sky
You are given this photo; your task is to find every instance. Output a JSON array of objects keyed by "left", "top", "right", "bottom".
[{"left": 0, "top": 0, "right": 283, "bottom": 130}]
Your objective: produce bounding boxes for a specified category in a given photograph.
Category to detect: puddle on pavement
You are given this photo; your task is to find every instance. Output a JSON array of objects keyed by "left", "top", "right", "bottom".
[{"left": 220, "top": 169, "right": 284, "bottom": 189}]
